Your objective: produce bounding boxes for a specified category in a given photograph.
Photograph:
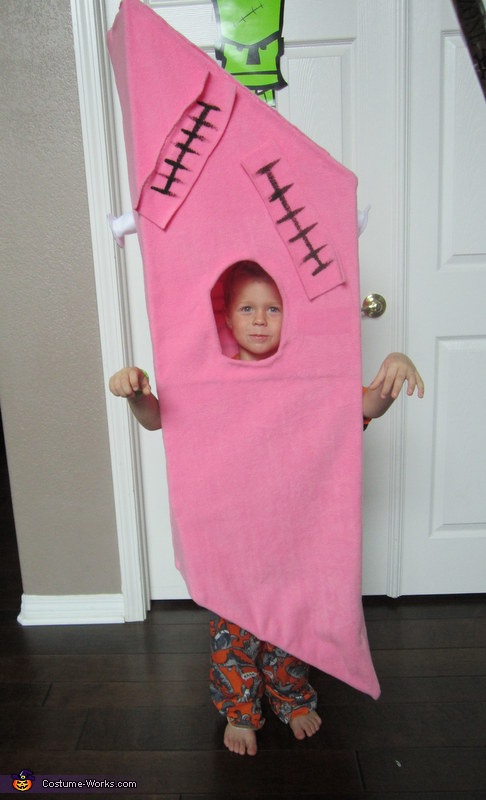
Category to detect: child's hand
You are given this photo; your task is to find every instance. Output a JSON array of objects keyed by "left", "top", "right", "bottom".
[
  {"left": 368, "top": 353, "right": 424, "bottom": 400},
  {"left": 109, "top": 367, "right": 151, "bottom": 399}
]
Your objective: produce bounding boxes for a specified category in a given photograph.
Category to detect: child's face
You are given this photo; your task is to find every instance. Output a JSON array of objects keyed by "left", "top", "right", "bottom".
[{"left": 225, "top": 277, "right": 283, "bottom": 361}]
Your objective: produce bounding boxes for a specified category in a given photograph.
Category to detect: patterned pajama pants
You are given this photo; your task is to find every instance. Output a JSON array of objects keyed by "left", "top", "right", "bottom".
[{"left": 209, "top": 614, "right": 318, "bottom": 729}]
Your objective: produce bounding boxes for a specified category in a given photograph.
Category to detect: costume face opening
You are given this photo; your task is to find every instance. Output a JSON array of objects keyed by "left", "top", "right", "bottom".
[{"left": 211, "top": 261, "right": 283, "bottom": 360}]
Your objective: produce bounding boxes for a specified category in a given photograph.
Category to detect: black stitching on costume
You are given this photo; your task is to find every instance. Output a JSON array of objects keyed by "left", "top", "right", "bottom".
[
  {"left": 269, "top": 182, "right": 294, "bottom": 204},
  {"left": 277, "top": 206, "right": 305, "bottom": 225},
  {"left": 175, "top": 141, "right": 200, "bottom": 157},
  {"left": 151, "top": 101, "right": 221, "bottom": 198},
  {"left": 239, "top": 3, "right": 263, "bottom": 24},
  {"left": 181, "top": 128, "right": 206, "bottom": 142},
  {"left": 288, "top": 222, "right": 318, "bottom": 242},
  {"left": 256, "top": 159, "right": 333, "bottom": 276},
  {"left": 164, "top": 158, "right": 189, "bottom": 172}
]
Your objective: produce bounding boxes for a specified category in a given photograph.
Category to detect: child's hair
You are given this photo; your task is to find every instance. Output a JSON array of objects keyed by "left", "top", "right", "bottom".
[{"left": 223, "top": 261, "right": 276, "bottom": 309}]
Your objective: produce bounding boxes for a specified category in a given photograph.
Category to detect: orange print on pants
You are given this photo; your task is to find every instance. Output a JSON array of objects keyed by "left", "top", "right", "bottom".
[{"left": 209, "top": 615, "right": 317, "bottom": 729}]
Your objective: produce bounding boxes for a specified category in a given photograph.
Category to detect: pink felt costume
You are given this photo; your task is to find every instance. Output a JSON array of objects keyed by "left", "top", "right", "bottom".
[{"left": 107, "top": 0, "right": 380, "bottom": 699}]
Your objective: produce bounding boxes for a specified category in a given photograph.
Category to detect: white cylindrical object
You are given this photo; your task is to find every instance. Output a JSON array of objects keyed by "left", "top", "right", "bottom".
[{"left": 107, "top": 211, "right": 137, "bottom": 247}]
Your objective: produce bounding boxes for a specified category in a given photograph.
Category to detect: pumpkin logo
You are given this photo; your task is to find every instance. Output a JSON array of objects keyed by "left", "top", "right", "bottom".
[{"left": 11, "top": 769, "right": 35, "bottom": 792}]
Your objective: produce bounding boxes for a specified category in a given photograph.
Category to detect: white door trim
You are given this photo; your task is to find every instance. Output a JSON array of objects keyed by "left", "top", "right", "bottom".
[
  {"left": 358, "top": 0, "right": 410, "bottom": 597},
  {"left": 70, "top": 0, "right": 149, "bottom": 621},
  {"left": 386, "top": 0, "right": 410, "bottom": 597}
]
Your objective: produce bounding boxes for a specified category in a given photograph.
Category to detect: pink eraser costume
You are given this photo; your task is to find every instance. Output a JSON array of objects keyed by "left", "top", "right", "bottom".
[{"left": 107, "top": 0, "right": 380, "bottom": 699}]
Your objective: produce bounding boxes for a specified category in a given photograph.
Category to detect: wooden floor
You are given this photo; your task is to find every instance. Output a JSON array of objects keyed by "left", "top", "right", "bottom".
[{"left": 1, "top": 420, "right": 486, "bottom": 799}]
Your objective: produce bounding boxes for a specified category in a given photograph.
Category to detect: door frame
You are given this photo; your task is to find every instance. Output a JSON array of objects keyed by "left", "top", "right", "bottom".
[
  {"left": 71, "top": 0, "right": 411, "bottom": 615},
  {"left": 71, "top": 0, "right": 149, "bottom": 621}
]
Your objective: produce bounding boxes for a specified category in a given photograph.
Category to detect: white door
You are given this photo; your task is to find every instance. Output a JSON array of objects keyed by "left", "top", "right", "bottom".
[
  {"left": 400, "top": 0, "right": 486, "bottom": 593},
  {"left": 101, "top": 0, "right": 486, "bottom": 599}
]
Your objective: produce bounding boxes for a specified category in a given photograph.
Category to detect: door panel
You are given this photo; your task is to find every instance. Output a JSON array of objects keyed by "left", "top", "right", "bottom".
[{"left": 401, "top": 0, "right": 486, "bottom": 593}]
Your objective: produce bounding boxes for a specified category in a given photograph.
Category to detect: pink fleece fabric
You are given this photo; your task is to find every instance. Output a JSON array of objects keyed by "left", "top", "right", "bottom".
[{"left": 107, "top": 0, "right": 380, "bottom": 699}]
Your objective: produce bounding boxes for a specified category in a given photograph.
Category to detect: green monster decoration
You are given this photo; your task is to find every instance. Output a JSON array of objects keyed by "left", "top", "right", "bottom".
[{"left": 212, "top": 0, "right": 287, "bottom": 105}]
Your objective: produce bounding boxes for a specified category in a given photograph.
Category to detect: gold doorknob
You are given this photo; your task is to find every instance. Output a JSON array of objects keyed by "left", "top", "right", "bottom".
[{"left": 361, "top": 293, "right": 387, "bottom": 318}]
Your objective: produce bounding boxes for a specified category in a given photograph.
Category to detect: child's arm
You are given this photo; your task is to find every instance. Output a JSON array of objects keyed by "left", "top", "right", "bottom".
[
  {"left": 363, "top": 352, "right": 424, "bottom": 420},
  {"left": 109, "top": 367, "right": 161, "bottom": 431}
]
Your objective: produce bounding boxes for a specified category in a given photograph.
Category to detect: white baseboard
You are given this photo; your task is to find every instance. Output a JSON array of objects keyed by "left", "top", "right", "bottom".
[{"left": 17, "top": 594, "right": 125, "bottom": 626}]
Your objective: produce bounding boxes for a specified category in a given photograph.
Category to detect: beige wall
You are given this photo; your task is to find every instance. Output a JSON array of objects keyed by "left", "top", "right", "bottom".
[{"left": 0, "top": 1, "right": 120, "bottom": 596}]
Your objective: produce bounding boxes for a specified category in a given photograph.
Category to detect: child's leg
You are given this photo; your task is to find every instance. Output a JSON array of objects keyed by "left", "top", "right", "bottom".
[
  {"left": 209, "top": 615, "right": 265, "bottom": 754},
  {"left": 259, "top": 643, "right": 321, "bottom": 738}
]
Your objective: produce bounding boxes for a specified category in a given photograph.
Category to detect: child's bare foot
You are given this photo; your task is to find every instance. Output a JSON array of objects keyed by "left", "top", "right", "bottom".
[
  {"left": 289, "top": 710, "right": 322, "bottom": 740},
  {"left": 224, "top": 722, "right": 258, "bottom": 756}
]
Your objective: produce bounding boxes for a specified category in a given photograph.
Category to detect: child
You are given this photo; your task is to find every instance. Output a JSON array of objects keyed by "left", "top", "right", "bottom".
[{"left": 109, "top": 261, "right": 424, "bottom": 756}]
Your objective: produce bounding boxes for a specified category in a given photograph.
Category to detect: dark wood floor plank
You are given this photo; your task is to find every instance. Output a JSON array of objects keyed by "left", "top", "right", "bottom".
[
  {"left": 372, "top": 674, "right": 486, "bottom": 703},
  {"left": 78, "top": 707, "right": 221, "bottom": 752},
  {"left": 183, "top": 795, "right": 486, "bottom": 800},
  {"left": 0, "top": 653, "right": 208, "bottom": 682},
  {"left": 0, "top": 708, "right": 87, "bottom": 750},
  {"left": 354, "top": 795, "right": 485, "bottom": 800},
  {"left": 358, "top": 747, "right": 486, "bottom": 793},
  {"left": 4, "top": 615, "right": 484, "bottom": 657},
  {"left": 0, "top": 621, "right": 209, "bottom": 655},
  {"left": 363, "top": 594, "right": 486, "bottom": 620},
  {"left": 319, "top": 702, "right": 486, "bottom": 748},
  {"left": 0, "top": 681, "right": 50, "bottom": 706},
  {"left": 312, "top": 674, "right": 486, "bottom": 704},
  {"left": 181, "top": 796, "right": 366, "bottom": 800},
  {"left": 77, "top": 705, "right": 324, "bottom": 753},
  {"left": 44, "top": 680, "right": 210, "bottom": 709},
  {"left": 77, "top": 701, "right": 486, "bottom": 752},
  {"left": 366, "top": 617, "right": 486, "bottom": 649},
  {"left": 43, "top": 674, "right": 486, "bottom": 710},
  {"left": 374, "top": 675, "right": 486, "bottom": 704},
  {"left": 0, "top": 750, "right": 363, "bottom": 795},
  {"left": 0, "top": 584, "right": 22, "bottom": 612},
  {"left": 372, "top": 647, "right": 486, "bottom": 677},
  {"left": 182, "top": 796, "right": 366, "bottom": 800},
  {"left": 2, "top": 646, "right": 485, "bottom": 685},
  {"left": 0, "top": 608, "right": 21, "bottom": 625},
  {"left": 148, "top": 600, "right": 212, "bottom": 625}
]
